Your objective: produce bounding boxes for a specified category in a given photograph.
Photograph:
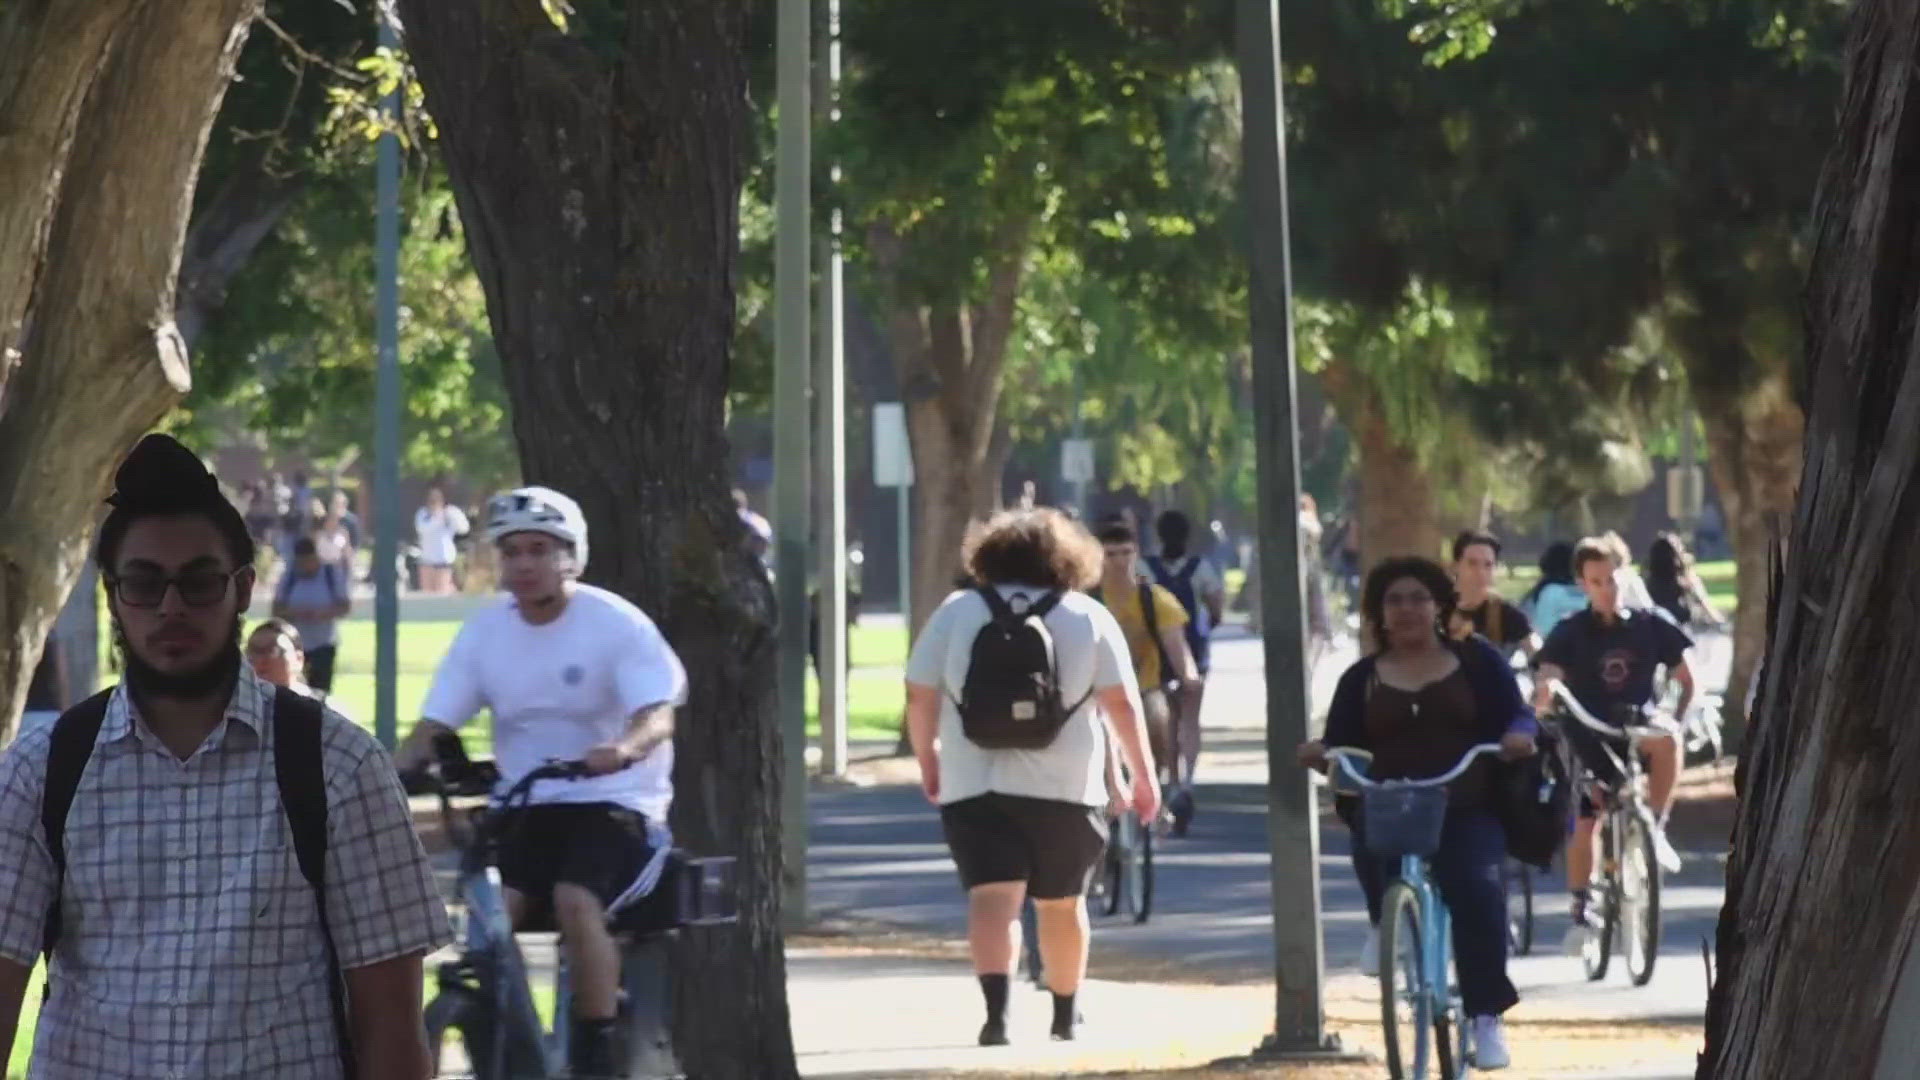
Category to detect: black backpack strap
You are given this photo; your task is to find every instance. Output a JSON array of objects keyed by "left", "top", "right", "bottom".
[
  {"left": 975, "top": 584, "right": 1016, "bottom": 624},
  {"left": 1027, "top": 590, "right": 1063, "bottom": 618},
  {"left": 41, "top": 689, "right": 113, "bottom": 962},
  {"left": 1138, "top": 583, "right": 1177, "bottom": 689},
  {"left": 273, "top": 687, "right": 356, "bottom": 1078},
  {"left": 1175, "top": 557, "right": 1200, "bottom": 583}
]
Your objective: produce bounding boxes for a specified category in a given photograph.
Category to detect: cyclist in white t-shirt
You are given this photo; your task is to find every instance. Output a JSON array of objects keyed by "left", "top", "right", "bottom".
[{"left": 396, "top": 485, "right": 686, "bottom": 1077}]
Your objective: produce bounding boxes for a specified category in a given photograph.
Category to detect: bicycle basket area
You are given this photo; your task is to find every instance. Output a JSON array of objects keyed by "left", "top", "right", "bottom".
[{"left": 1362, "top": 784, "right": 1449, "bottom": 858}]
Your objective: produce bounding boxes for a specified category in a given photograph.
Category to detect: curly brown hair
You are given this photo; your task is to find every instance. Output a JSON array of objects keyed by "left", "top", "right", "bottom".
[
  {"left": 1361, "top": 556, "right": 1458, "bottom": 652},
  {"left": 962, "top": 508, "right": 1102, "bottom": 592}
]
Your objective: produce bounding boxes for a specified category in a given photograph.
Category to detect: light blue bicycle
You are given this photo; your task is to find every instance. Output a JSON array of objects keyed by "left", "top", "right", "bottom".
[{"left": 1328, "top": 743, "right": 1505, "bottom": 1080}]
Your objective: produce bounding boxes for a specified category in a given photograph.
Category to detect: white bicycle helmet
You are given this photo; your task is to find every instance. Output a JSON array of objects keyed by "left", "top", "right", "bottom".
[{"left": 486, "top": 486, "right": 589, "bottom": 573}]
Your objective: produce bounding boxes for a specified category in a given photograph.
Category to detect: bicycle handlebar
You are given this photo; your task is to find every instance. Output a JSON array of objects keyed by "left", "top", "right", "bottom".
[
  {"left": 1325, "top": 743, "right": 1503, "bottom": 790},
  {"left": 1544, "top": 679, "right": 1663, "bottom": 744}
]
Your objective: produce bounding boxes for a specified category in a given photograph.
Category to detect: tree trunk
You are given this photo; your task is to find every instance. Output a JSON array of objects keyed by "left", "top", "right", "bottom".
[
  {"left": 1695, "top": 374, "right": 1802, "bottom": 748},
  {"left": 1351, "top": 391, "right": 1441, "bottom": 570},
  {"left": 874, "top": 228, "right": 1027, "bottom": 639},
  {"left": 0, "top": 0, "right": 262, "bottom": 737},
  {"left": 1700, "top": 2, "right": 1920, "bottom": 1072},
  {"left": 0, "top": 0, "right": 146, "bottom": 386},
  {"left": 390, "top": 4, "right": 795, "bottom": 1076}
]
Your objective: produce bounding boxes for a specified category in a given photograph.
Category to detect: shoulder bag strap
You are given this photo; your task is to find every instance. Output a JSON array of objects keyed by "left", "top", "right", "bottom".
[
  {"left": 273, "top": 687, "right": 355, "bottom": 1078},
  {"left": 41, "top": 689, "right": 113, "bottom": 961}
]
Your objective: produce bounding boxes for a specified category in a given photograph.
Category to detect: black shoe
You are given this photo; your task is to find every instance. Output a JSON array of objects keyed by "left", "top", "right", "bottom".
[
  {"left": 570, "top": 1017, "right": 630, "bottom": 1078},
  {"left": 1050, "top": 1017, "right": 1078, "bottom": 1041},
  {"left": 1170, "top": 789, "right": 1196, "bottom": 837},
  {"left": 979, "top": 1019, "right": 1010, "bottom": 1046}
]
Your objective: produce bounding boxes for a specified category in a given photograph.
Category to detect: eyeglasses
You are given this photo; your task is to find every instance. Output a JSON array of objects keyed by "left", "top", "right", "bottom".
[{"left": 107, "top": 568, "right": 242, "bottom": 609}]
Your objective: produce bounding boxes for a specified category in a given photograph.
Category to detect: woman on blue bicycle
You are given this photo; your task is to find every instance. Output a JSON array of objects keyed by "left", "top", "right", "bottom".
[{"left": 1297, "top": 556, "right": 1536, "bottom": 1070}]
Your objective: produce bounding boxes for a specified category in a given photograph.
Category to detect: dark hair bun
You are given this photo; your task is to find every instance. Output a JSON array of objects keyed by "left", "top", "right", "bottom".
[{"left": 106, "top": 434, "right": 224, "bottom": 512}]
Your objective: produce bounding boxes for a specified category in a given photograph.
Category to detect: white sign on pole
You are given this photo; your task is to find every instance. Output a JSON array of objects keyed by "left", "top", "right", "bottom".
[
  {"left": 1061, "top": 438, "right": 1095, "bottom": 485},
  {"left": 874, "top": 402, "right": 914, "bottom": 488}
]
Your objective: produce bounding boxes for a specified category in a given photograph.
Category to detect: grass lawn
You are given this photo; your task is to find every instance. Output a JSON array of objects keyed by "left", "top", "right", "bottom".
[{"left": 319, "top": 616, "right": 910, "bottom": 752}]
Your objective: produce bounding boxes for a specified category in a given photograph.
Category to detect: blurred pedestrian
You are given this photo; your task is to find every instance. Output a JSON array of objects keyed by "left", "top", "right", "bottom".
[
  {"left": 273, "top": 537, "right": 351, "bottom": 695},
  {"left": 245, "top": 618, "right": 314, "bottom": 697},
  {"left": 414, "top": 485, "right": 469, "bottom": 594}
]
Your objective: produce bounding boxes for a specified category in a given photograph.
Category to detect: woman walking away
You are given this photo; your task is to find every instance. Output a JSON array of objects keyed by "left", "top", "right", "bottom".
[
  {"left": 1297, "top": 556, "right": 1536, "bottom": 1070},
  {"left": 905, "top": 508, "right": 1160, "bottom": 1046},
  {"left": 1643, "top": 532, "right": 1724, "bottom": 628},
  {"left": 1520, "top": 541, "right": 1587, "bottom": 640}
]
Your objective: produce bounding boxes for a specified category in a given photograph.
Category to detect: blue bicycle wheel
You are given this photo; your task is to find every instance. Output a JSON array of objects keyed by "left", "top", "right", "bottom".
[{"left": 1379, "top": 882, "right": 1432, "bottom": 1079}]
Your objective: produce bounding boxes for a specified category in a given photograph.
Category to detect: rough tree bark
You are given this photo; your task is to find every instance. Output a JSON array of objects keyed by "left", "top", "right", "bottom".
[
  {"left": 0, "top": 0, "right": 263, "bottom": 736},
  {"left": 1699, "top": 2, "right": 1920, "bottom": 1073},
  {"left": 391, "top": 4, "right": 795, "bottom": 1076},
  {"left": 873, "top": 225, "right": 1027, "bottom": 637}
]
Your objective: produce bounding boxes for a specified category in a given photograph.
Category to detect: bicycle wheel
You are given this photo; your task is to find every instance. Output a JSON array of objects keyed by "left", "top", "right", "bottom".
[
  {"left": 1583, "top": 815, "right": 1619, "bottom": 983},
  {"left": 1100, "top": 825, "right": 1124, "bottom": 918},
  {"left": 1435, "top": 1006, "right": 1460, "bottom": 1080},
  {"left": 1128, "top": 820, "right": 1154, "bottom": 923},
  {"left": 1506, "top": 860, "right": 1534, "bottom": 957},
  {"left": 1622, "top": 813, "right": 1662, "bottom": 987},
  {"left": 1379, "top": 882, "right": 1432, "bottom": 1080}
]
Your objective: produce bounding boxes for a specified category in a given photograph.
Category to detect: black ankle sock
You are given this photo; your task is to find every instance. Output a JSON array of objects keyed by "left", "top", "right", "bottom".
[
  {"left": 979, "top": 973, "right": 1010, "bottom": 1023},
  {"left": 1051, "top": 992, "right": 1077, "bottom": 1034}
]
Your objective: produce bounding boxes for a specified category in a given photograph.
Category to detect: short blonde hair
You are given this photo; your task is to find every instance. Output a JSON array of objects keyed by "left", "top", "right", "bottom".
[{"left": 961, "top": 508, "right": 1102, "bottom": 592}]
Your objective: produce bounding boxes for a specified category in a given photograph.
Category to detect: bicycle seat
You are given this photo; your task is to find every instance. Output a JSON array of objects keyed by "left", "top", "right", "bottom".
[{"left": 514, "top": 851, "right": 739, "bottom": 938}]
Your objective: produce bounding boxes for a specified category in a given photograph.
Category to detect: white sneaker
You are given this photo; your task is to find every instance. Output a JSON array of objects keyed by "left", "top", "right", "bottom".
[
  {"left": 1359, "top": 926, "right": 1380, "bottom": 974},
  {"left": 1472, "top": 1015, "right": 1511, "bottom": 1069},
  {"left": 1651, "top": 823, "right": 1683, "bottom": 874}
]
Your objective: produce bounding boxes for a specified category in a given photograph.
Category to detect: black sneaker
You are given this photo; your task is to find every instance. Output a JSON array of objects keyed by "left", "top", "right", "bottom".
[
  {"left": 1169, "top": 789, "right": 1196, "bottom": 837},
  {"left": 979, "top": 1019, "right": 1010, "bottom": 1046}
]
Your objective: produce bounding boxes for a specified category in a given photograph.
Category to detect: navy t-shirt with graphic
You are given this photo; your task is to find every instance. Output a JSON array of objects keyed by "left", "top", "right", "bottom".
[{"left": 1537, "top": 608, "right": 1693, "bottom": 722}]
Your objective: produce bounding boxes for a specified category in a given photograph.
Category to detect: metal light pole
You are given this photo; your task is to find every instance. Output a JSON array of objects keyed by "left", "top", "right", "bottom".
[
  {"left": 1238, "top": 0, "right": 1353, "bottom": 1058},
  {"left": 813, "top": 0, "right": 848, "bottom": 778},
  {"left": 372, "top": 1, "right": 402, "bottom": 752},
  {"left": 774, "top": 0, "right": 813, "bottom": 927}
]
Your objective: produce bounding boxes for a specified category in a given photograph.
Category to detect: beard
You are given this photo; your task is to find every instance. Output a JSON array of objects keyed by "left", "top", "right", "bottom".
[{"left": 115, "top": 615, "right": 243, "bottom": 701}]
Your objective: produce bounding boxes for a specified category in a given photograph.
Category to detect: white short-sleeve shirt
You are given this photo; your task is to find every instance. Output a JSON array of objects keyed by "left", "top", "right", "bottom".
[
  {"left": 905, "top": 585, "right": 1137, "bottom": 808},
  {"left": 421, "top": 584, "right": 688, "bottom": 820}
]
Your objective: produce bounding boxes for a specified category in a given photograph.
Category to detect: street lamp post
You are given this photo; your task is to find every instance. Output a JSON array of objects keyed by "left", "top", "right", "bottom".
[
  {"left": 373, "top": 2, "right": 402, "bottom": 752},
  {"left": 1238, "top": 0, "right": 1358, "bottom": 1059},
  {"left": 774, "top": 0, "right": 813, "bottom": 929}
]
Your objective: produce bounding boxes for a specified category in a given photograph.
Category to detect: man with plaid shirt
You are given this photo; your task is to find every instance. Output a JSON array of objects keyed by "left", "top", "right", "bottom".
[{"left": 0, "top": 435, "right": 449, "bottom": 1079}]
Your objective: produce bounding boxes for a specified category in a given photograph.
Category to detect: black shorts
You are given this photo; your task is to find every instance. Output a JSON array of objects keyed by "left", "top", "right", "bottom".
[
  {"left": 496, "top": 802, "right": 658, "bottom": 909},
  {"left": 304, "top": 644, "right": 337, "bottom": 694},
  {"left": 940, "top": 793, "right": 1108, "bottom": 900}
]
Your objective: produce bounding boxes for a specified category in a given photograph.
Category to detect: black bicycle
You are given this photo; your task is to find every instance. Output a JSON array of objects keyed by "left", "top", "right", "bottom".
[{"left": 406, "top": 757, "right": 737, "bottom": 1078}]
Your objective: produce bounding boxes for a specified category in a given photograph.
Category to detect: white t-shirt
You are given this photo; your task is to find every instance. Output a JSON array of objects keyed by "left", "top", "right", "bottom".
[
  {"left": 905, "top": 585, "right": 1137, "bottom": 808},
  {"left": 420, "top": 583, "right": 688, "bottom": 819},
  {"left": 415, "top": 505, "right": 470, "bottom": 566}
]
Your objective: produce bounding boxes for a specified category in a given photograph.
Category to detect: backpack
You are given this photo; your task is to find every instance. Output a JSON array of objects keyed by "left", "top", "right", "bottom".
[
  {"left": 1494, "top": 720, "right": 1575, "bottom": 871},
  {"left": 1145, "top": 556, "right": 1210, "bottom": 667},
  {"left": 950, "top": 587, "right": 1090, "bottom": 750},
  {"left": 278, "top": 561, "right": 345, "bottom": 608},
  {"left": 41, "top": 686, "right": 355, "bottom": 1078}
]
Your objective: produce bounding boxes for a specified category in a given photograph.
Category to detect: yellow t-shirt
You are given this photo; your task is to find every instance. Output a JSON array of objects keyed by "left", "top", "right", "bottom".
[{"left": 1101, "top": 581, "right": 1189, "bottom": 689}]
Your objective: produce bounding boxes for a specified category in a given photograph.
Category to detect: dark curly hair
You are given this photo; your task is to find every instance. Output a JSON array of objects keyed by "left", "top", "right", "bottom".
[
  {"left": 1361, "top": 556, "right": 1457, "bottom": 652},
  {"left": 962, "top": 508, "right": 1103, "bottom": 592}
]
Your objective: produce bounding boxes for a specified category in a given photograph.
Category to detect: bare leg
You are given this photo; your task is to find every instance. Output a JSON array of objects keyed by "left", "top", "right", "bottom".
[
  {"left": 1643, "top": 733, "right": 1681, "bottom": 818},
  {"left": 1567, "top": 815, "right": 1599, "bottom": 896},
  {"left": 966, "top": 881, "right": 1026, "bottom": 975},
  {"left": 1178, "top": 682, "right": 1205, "bottom": 787},
  {"left": 1032, "top": 896, "right": 1090, "bottom": 997},
  {"left": 553, "top": 883, "right": 622, "bottom": 1019}
]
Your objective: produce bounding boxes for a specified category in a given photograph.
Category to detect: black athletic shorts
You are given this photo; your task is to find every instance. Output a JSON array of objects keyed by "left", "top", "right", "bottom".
[
  {"left": 940, "top": 792, "right": 1108, "bottom": 900},
  {"left": 496, "top": 802, "right": 657, "bottom": 909}
]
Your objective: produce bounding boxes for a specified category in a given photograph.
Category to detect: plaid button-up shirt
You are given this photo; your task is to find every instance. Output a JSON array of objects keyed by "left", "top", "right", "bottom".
[{"left": 0, "top": 669, "right": 451, "bottom": 1079}]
